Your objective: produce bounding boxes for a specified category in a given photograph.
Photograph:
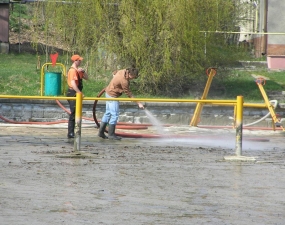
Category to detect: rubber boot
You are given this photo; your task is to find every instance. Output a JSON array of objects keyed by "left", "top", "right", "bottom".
[
  {"left": 98, "top": 122, "right": 108, "bottom": 139},
  {"left": 67, "top": 120, "right": 75, "bottom": 138},
  {"left": 108, "top": 124, "right": 121, "bottom": 140}
]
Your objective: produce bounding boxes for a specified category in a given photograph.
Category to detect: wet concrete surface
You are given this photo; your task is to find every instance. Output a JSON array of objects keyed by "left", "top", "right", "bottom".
[{"left": 1, "top": 123, "right": 285, "bottom": 225}]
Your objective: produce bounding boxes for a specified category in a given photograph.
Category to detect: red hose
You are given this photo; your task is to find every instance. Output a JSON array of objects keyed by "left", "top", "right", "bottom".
[
  {"left": 92, "top": 88, "right": 105, "bottom": 128},
  {"left": 56, "top": 99, "right": 94, "bottom": 121}
]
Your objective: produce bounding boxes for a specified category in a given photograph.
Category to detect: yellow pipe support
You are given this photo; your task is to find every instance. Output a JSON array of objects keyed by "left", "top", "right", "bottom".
[
  {"left": 40, "top": 63, "right": 67, "bottom": 96},
  {"left": 190, "top": 68, "right": 217, "bottom": 126},
  {"left": 235, "top": 96, "right": 244, "bottom": 157},
  {"left": 74, "top": 92, "right": 83, "bottom": 152},
  {"left": 256, "top": 81, "right": 285, "bottom": 131},
  {"left": 0, "top": 95, "right": 76, "bottom": 100}
]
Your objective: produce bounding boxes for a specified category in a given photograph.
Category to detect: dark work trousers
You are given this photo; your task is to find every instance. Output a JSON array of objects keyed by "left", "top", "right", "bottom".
[{"left": 67, "top": 89, "right": 76, "bottom": 136}]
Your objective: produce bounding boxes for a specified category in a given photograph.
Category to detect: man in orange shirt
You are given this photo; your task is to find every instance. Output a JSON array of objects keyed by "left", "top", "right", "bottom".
[{"left": 66, "top": 54, "right": 88, "bottom": 138}]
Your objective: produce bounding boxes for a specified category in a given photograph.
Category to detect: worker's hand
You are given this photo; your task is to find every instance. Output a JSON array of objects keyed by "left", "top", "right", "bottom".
[
  {"left": 138, "top": 102, "right": 144, "bottom": 109},
  {"left": 78, "top": 67, "right": 88, "bottom": 80},
  {"left": 78, "top": 67, "right": 85, "bottom": 73}
]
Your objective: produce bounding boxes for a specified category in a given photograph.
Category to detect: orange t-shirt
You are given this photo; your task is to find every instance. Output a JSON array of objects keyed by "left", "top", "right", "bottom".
[{"left": 67, "top": 67, "right": 84, "bottom": 88}]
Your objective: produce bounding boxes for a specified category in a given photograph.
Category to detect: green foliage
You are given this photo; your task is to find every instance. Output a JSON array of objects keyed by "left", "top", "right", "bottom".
[
  {"left": 31, "top": 0, "right": 253, "bottom": 96},
  {"left": 0, "top": 53, "right": 110, "bottom": 96},
  {"left": 9, "top": 4, "right": 30, "bottom": 32}
]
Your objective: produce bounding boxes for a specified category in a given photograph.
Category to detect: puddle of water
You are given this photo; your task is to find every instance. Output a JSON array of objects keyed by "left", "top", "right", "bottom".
[
  {"left": 142, "top": 110, "right": 274, "bottom": 151},
  {"left": 144, "top": 109, "right": 237, "bottom": 148}
]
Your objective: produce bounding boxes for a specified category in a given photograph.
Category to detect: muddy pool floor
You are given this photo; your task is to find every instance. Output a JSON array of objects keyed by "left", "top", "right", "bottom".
[{"left": 1, "top": 124, "right": 285, "bottom": 225}]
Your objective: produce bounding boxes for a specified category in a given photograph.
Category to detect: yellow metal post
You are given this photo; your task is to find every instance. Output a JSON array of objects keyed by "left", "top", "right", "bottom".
[
  {"left": 190, "top": 68, "right": 217, "bottom": 126},
  {"left": 224, "top": 95, "right": 256, "bottom": 161},
  {"left": 235, "top": 96, "right": 243, "bottom": 156},
  {"left": 256, "top": 78, "right": 284, "bottom": 131},
  {"left": 74, "top": 92, "right": 83, "bottom": 152}
]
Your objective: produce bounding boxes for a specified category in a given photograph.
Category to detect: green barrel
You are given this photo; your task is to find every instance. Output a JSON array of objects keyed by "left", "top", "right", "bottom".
[{"left": 44, "top": 72, "right": 62, "bottom": 96}]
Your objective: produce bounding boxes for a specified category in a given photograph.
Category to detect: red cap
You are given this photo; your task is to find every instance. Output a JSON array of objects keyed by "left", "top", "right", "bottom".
[{"left": 71, "top": 54, "right": 83, "bottom": 61}]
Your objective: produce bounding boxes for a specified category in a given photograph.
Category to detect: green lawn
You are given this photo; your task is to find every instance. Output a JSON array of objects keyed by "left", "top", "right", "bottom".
[{"left": 0, "top": 53, "right": 109, "bottom": 97}]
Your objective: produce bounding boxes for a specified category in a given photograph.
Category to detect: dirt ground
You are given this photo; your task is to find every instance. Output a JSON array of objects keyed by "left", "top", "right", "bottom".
[{"left": 1, "top": 124, "right": 285, "bottom": 225}]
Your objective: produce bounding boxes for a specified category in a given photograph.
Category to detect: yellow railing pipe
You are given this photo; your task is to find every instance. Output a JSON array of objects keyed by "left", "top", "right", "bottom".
[
  {"left": 198, "top": 102, "right": 267, "bottom": 108},
  {"left": 2, "top": 95, "right": 267, "bottom": 109},
  {"left": 1, "top": 95, "right": 267, "bottom": 108},
  {"left": 0, "top": 95, "right": 239, "bottom": 104},
  {"left": 0, "top": 95, "right": 75, "bottom": 100},
  {"left": 244, "top": 103, "right": 267, "bottom": 108}
]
